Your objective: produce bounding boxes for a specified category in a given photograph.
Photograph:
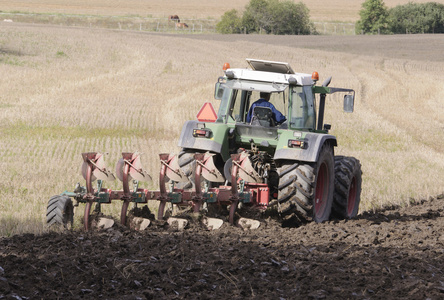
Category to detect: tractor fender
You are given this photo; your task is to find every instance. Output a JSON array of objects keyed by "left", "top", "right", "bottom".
[
  {"left": 274, "top": 133, "right": 337, "bottom": 163},
  {"left": 177, "top": 120, "right": 225, "bottom": 154}
]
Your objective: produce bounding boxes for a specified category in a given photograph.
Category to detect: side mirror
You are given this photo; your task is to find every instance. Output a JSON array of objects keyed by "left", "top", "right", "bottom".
[
  {"left": 343, "top": 94, "right": 354, "bottom": 113},
  {"left": 214, "top": 82, "right": 225, "bottom": 100}
]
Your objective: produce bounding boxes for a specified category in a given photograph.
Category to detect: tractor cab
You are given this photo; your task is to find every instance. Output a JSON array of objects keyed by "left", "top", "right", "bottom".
[
  {"left": 215, "top": 59, "right": 317, "bottom": 127},
  {"left": 212, "top": 59, "right": 319, "bottom": 151},
  {"left": 215, "top": 59, "right": 354, "bottom": 131}
]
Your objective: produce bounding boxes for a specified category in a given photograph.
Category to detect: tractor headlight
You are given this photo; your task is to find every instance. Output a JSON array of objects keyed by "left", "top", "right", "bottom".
[{"left": 288, "top": 139, "right": 307, "bottom": 149}]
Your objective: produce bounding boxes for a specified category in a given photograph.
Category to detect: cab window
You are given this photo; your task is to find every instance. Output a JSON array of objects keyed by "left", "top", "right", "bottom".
[{"left": 290, "top": 86, "right": 315, "bottom": 129}]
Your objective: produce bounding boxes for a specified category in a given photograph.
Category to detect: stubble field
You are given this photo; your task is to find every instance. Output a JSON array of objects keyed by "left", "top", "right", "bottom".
[{"left": 1, "top": 23, "right": 444, "bottom": 235}]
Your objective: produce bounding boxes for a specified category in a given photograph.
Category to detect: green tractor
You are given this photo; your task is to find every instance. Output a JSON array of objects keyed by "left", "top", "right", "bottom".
[
  {"left": 176, "top": 58, "right": 362, "bottom": 224},
  {"left": 47, "top": 58, "right": 362, "bottom": 230}
]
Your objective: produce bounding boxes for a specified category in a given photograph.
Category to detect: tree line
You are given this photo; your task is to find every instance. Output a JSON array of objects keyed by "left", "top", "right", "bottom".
[
  {"left": 217, "top": 0, "right": 444, "bottom": 35},
  {"left": 357, "top": 0, "right": 444, "bottom": 34}
]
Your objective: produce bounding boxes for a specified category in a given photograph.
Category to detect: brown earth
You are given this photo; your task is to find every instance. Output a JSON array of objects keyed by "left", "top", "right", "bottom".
[{"left": 1, "top": 196, "right": 444, "bottom": 299}]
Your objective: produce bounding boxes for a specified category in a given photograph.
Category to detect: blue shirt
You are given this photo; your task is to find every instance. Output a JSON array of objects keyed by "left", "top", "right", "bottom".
[{"left": 246, "top": 99, "right": 287, "bottom": 124}]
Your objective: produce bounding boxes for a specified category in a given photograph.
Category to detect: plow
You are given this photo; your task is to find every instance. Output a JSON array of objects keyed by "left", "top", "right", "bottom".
[
  {"left": 47, "top": 58, "right": 362, "bottom": 230},
  {"left": 48, "top": 150, "right": 272, "bottom": 230}
]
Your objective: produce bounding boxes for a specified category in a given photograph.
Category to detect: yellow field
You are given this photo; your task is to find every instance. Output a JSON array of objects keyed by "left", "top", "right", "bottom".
[
  {"left": 1, "top": 21, "right": 444, "bottom": 236},
  {"left": 2, "top": 0, "right": 444, "bottom": 22}
]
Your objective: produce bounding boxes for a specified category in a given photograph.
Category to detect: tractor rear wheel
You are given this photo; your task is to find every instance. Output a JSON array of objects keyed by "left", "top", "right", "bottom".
[
  {"left": 332, "top": 156, "right": 362, "bottom": 219},
  {"left": 176, "top": 150, "right": 199, "bottom": 190},
  {"left": 277, "top": 144, "right": 335, "bottom": 225},
  {"left": 46, "top": 195, "right": 74, "bottom": 229},
  {"left": 177, "top": 149, "right": 224, "bottom": 190}
]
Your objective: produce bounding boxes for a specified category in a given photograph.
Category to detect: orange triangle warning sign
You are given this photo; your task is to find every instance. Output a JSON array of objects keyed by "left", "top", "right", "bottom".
[{"left": 196, "top": 102, "right": 217, "bottom": 122}]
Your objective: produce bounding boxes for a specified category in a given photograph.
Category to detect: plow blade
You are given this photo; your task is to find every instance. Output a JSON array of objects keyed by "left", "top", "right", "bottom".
[
  {"left": 236, "top": 152, "right": 262, "bottom": 183},
  {"left": 81, "top": 152, "right": 115, "bottom": 182},
  {"left": 116, "top": 152, "right": 152, "bottom": 182},
  {"left": 162, "top": 154, "right": 188, "bottom": 182},
  {"left": 197, "top": 152, "right": 225, "bottom": 183}
]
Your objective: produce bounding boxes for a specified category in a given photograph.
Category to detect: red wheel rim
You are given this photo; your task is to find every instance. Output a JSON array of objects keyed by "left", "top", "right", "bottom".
[
  {"left": 315, "top": 162, "right": 329, "bottom": 217},
  {"left": 347, "top": 177, "right": 357, "bottom": 217}
]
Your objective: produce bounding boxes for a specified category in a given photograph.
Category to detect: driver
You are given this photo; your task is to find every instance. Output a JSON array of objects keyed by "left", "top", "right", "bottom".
[{"left": 246, "top": 92, "right": 286, "bottom": 124}]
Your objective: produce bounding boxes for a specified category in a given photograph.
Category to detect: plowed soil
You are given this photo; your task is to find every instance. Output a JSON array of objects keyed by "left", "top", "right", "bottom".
[{"left": 1, "top": 196, "right": 444, "bottom": 299}]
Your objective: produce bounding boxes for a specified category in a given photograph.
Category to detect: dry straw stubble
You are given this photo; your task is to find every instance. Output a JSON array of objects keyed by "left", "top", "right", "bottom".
[{"left": 1, "top": 23, "right": 444, "bottom": 235}]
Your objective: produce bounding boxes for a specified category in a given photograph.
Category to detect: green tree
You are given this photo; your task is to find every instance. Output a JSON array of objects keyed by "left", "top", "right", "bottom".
[
  {"left": 242, "top": 0, "right": 273, "bottom": 34},
  {"left": 356, "top": 0, "right": 390, "bottom": 34},
  {"left": 272, "top": 1, "right": 313, "bottom": 34},
  {"left": 389, "top": 2, "right": 444, "bottom": 34},
  {"left": 217, "top": 0, "right": 315, "bottom": 35},
  {"left": 216, "top": 9, "right": 243, "bottom": 34}
]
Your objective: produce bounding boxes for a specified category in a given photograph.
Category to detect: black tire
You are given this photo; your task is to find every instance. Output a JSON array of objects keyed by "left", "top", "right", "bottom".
[
  {"left": 332, "top": 156, "right": 362, "bottom": 219},
  {"left": 176, "top": 149, "right": 224, "bottom": 190},
  {"left": 176, "top": 150, "right": 199, "bottom": 190},
  {"left": 277, "top": 144, "right": 335, "bottom": 225},
  {"left": 170, "top": 150, "right": 205, "bottom": 215},
  {"left": 46, "top": 195, "right": 74, "bottom": 229}
]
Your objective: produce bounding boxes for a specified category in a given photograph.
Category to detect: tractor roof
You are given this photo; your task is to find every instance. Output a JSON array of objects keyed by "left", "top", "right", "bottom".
[{"left": 225, "top": 59, "right": 315, "bottom": 86}]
